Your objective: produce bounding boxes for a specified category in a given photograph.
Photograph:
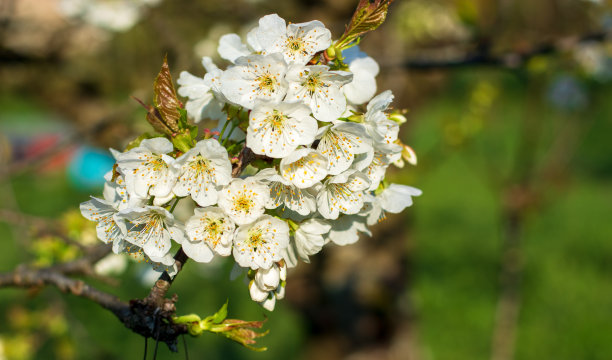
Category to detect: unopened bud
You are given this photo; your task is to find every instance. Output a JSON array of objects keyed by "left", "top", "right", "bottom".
[
  {"left": 326, "top": 46, "right": 337, "bottom": 60},
  {"left": 402, "top": 144, "right": 417, "bottom": 166},
  {"left": 389, "top": 110, "right": 407, "bottom": 124}
]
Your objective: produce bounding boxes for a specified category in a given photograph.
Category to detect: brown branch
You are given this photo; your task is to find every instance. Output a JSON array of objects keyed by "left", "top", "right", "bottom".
[
  {"left": 0, "top": 264, "right": 130, "bottom": 318},
  {"left": 0, "top": 243, "right": 190, "bottom": 351},
  {"left": 144, "top": 247, "right": 189, "bottom": 307},
  {"left": 0, "top": 208, "right": 54, "bottom": 228},
  {"left": 399, "top": 32, "right": 608, "bottom": 70},
  {"left": 231, "top": 145, "right": 255, "bottom": 177},
  {"left": 490, "top": 82, "right": 543, "bottom": 360},
  {"left": 48, "top": 243, "right": 113, "bottom": 275},
  {"left": 490, "top": 205, "right": 523, "bottom": 360}
]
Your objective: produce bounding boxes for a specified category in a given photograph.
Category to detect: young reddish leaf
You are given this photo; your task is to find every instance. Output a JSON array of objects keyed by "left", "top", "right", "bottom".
[
  {"left": 131, "top": 96, "right": 174, "bottom": 136},
  {"left": 153, "top": 56, "right": 181, "bottom": 133},
  {"left": 337, "top": 0, "right": 393, "bottom": 49},
  {"left": 212, "top": 318, "right": 269, "bottom": 351}
]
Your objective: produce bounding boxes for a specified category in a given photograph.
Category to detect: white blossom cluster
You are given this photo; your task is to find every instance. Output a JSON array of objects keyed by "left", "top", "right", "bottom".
[{"left": 81, "top": 14, "right": 421, "bottom": 311}]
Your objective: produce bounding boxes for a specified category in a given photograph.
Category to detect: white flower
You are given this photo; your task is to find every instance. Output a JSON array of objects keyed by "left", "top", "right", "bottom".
[
  {"left": 102, "top": 170, "right": 130, "bottom": 210},
  {"left": 362, "top": 150, "right": 400, "bottom": 191},
  {"left": 80, "top": 197, "right": 125, "bottom": 253},
  {"left": 201, "top": 57, "right": 227, "bottom": 101},
  {"left": 217, "top": 178, "right": 270, "bottom": 225},
  {"left": 249, "top": 261, "right": 287, "bottom": 311},
  {"left": 316, "top": 169, "right": 370, "bottom": 219},
  {"left": 343, "top": 56, "right": 379, "bottom": 105},
  {"left": 316, "top": 121, "right": 372, "bottom": 175},
  {"left": 249, "top": 278, "right": 273, "bottom": 302},
  {"left": 328, "top": 214, "right": 371, "bottom": 246},
  {"left": 286, "top": 65, "right": 352, "bottom": 122},
  {"left": 233, "top": 215, "right": 289, "bottom": 269},
  {"left": 293, "top": 218, "right": 331, "bottom": 263},
  {"left": 254, "top": 168, "right": 317, "bottom": 216},
  {"left": 115, "top": 206, "right": 185, "bottom": 259},
  {"left": 261, "top": 295, "right": 277, "bottom": 311},
  {"left": 115, "top": 138, "right": 178, "bottom": 199},
  {"left": 109, "top": 149, "right": 150, "bottom": 208},
  {"left": 250, "top": 264, "right": 280, "bottom": 300},
  {"left": 218, "top": 33, "right": 251, "bottom": 64},
  {"left": 177, "top": 59, "right": 225, "bottom": 123},
  {"left": 366, "top": 184, "right": 422, "bottom": 225},
  {"left": 280, "top": 148, "right": 328, "bottom": 189},
  {"left": 380, "top": 184, "right": 422, "bottom": 213},
  {"left": 183, "top": 207, "right": 235, "bottom": 262},
  {"left": 256, "top": 14, "right": 332, "bottom": 65},
  {"left": 363, "top": 90, "right": 402, "bottom": 152},
  {"left": 220, "top": 53, "right": 288, "bottom": 109},
  {"left": 173, "top": 139, "right": 232, "bottom": 207},
  {"left": 246, "top": 101, "right": 318, "bottom": 158}
]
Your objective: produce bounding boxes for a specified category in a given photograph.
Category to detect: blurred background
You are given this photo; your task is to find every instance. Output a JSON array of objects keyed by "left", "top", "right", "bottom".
[{"left": 1, "top": 0, "right": 612, "bottom": 359}]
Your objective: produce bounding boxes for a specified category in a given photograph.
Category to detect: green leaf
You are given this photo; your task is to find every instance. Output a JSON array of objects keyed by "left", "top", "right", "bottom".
[
  {"left": 336, "top": 0, "right": 393, "bottom": 49},
  {"left": 178, "top": 107, "right": 189, "bottom": 128},
  {"left": 153, "top": 56, "right": 181, "bottom": 133},
  {"left": 211, "top": 300, "right": 228, "bottom": 324},
  {"left": 172, "top": 130, "right": 194, "bottom": 153},
  {"left": 189, "top": 125, "right": 199, "bottom": 140}
]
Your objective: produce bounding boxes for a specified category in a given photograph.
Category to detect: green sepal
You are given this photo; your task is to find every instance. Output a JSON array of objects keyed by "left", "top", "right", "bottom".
[
  {"left": 374, "top": 186, "right": 384, "bottom": 196},
  {"left": 172, "top": 314, "right": 204, "bottom": 336},
  {"left": 346, "top": 114, "right": 364, "bottom": 123},
  {"left": 173, "top": 314, "right": 202, "bottom": 325}
]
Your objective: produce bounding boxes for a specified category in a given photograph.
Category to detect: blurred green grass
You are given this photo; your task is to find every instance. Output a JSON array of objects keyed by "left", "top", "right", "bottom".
[{"left": 404, "top": 70, "right": 612, "bottom": 360}]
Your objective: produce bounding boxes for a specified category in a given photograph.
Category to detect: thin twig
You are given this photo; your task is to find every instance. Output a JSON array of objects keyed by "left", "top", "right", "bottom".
[
  {"left": 398, "top": 32, "right": 608, "bottom": 70},
  {"left": 0, "top": 263, "right": 130, "bottom": 318}
]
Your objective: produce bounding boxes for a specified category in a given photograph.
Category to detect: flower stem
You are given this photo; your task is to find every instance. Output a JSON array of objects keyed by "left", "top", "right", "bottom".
[
  {"left": 222, "top": 123, "right": 237, "bottom": 147},
  {"left": 226, "top": 139, "right": 246, "bottom": 153},
  {"left": 169, "top": 198, "right": 180, "bottom": 213},
  {"left": 218, "top": 119, "right": 231, "bottom": 141}
]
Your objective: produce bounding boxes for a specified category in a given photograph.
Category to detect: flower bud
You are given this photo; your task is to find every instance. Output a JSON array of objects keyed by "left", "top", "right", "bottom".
[
  {"left": 402, "top": 144, "right": 417, "bottom": 166},
  {"left": 388, "top": 110, "right": 407, "bottom": 124}
]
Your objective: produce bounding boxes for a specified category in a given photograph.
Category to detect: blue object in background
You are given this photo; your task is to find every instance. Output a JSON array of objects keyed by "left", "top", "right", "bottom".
[
  {"left": 547, "top": 75, "right": 588, "bottom": 112},
  {"left": 342, "top": 45, "right": 368, "bottom": 63},
  {"left": 67, "top": 146, "right": 115, "bottom": 191}
]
